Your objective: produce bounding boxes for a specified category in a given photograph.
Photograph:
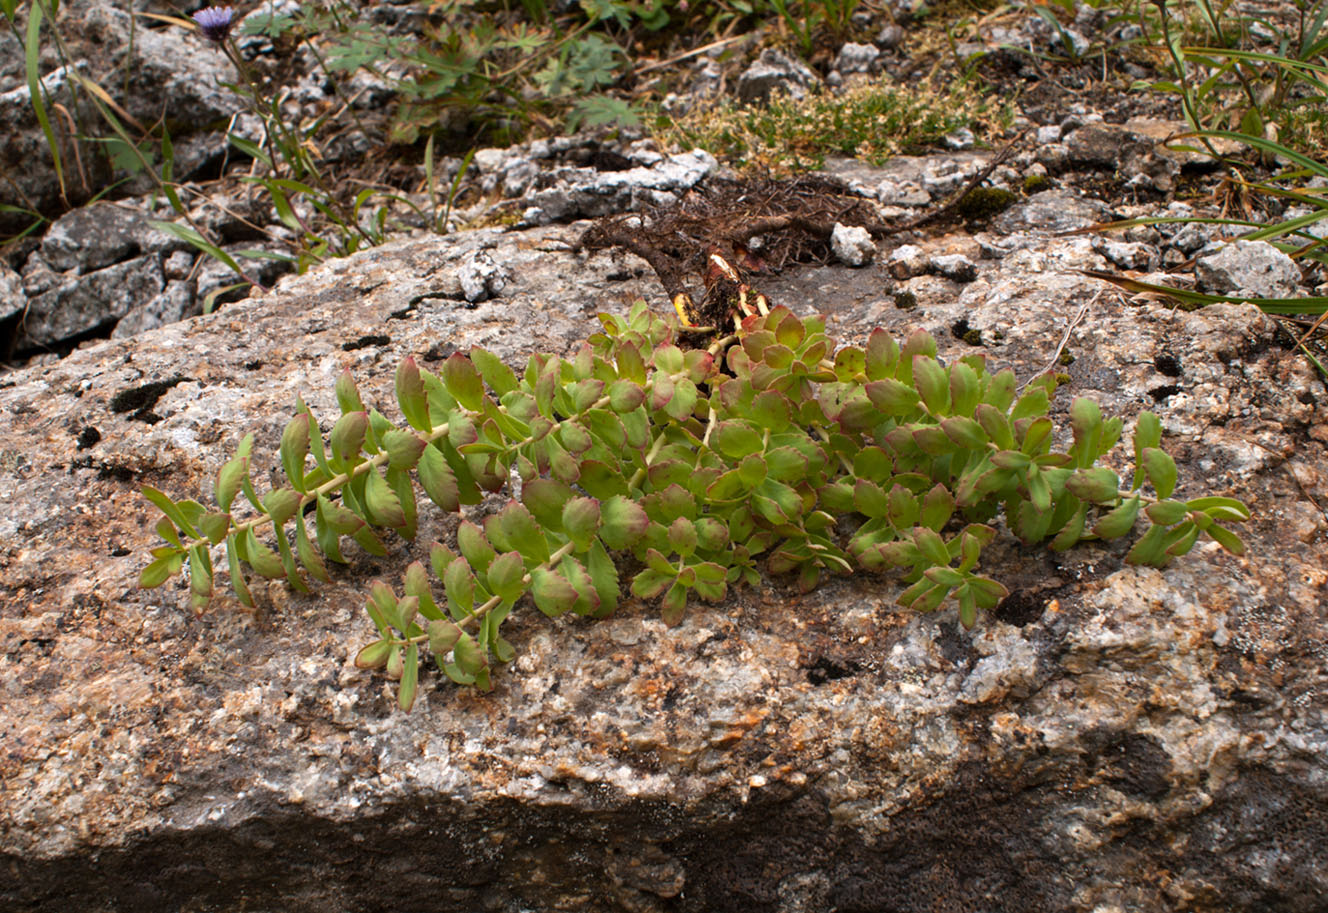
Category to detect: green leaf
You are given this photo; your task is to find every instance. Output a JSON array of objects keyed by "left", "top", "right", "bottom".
[
  {"left": 913, "top": 527, "right": 951, "bottom": 568},
  {"left": 469, "top": 347, "right": 519, "bottom": 396},
  {"left": 226, "top": 535, "right": 255, "bottom": 607},
  {"left": 400, "top": 561, "right": 436, "bottom": 618},
  {"left": 457, "top": 520, "right": 497, "bottom": 575},
  {"left": 712, "top": 421, "right": 765, "bottom": 460},
  {"left": 293, "top": 511, "right": 330, "bottom": 583},
  {"left": 139, "top": 551, "right": 184, "bottom": 589},
  {"left": 1142, "top": 447, "right": 1178, "bottom": 500},
  {"left": 443, "top": 352, "right": 485, "bottom": 411},
  {"left": 1011, "top": 386, "right": 1048, "bottom": 422},
  {"left": 1123, "top": 522, "right": 1170, "bottom": 567},
  {"left": 329, "top": 411, "right": 368, "bottom": 467},
  {"left": 395, "top": 357, "right": 432, "bottom": 432},
  {"left": 562, "top": 497, "right": 602, "bottom": 550},
  {"left": 600, "top": 496, "right": 649, "bottom": 549},
  {"left": 660, "top": 580, "right": 688, "bottom": 626},
  {"left": 263, "top": 487, "right": 302, "bottom": 526},
  {"left": 1132, "top": 412, "right": 1162, "bottom": 489},
  {"left": 142, "top": 486, "right": 201, "bottom": 540},
  {"left": 974, "top": 404, "right": 1014, "bottom": 450},
  {"left": 912, "top": 356, "right": 950, "bottom": 415},
  {"left": 1093, "top": 496, "right": 1141, "bottom": 539},
  {"left": 919, "top": 484, "right": 955, "bottom": 531},
  {"left": 429, "top": 618, "right": 462, "bottom": 654},
  {"left": 198, "top": 511, "right": 231, "bottom": 545},
  {"left": 940, "top": 416, "right": 987, "bottom": 449},
  {"left": 381, "top": 429, "right": 427, "bottom": 470},
  {"left": 1145, "top": 499, "right": 1189, "bottom": 525},
  {"left": 495, "top": 501, "right": 550, "bottom": 565},
  {"left": 241, "top": 527, "right": 285, "bottom": 579},
  {"left": 336, "top": 369, "right": 366, "bottom": 415},
  {"left": 355, "top": 640, "right": 392, "bottom": 670},
  {"left": 532, "top": 567, "right": 577, "bottom": 616},
  {"left": 453, "top": 631, "right": 489, "bottom": 678},
  {"left": 485, "top": 551, "right": 526, "bottom": 603},
  {"left": 1185, "top": 496, "right": 1250, "bottom": 522},
  {"left": 280, "top": 413, "right": 311, "bottom": 492},
  {"left": 398, "top": 643, "right": 419, "bottom": 711},
  {"left": 443, "top": 558, "right": 477, "bottom": 618},
  {"left": 1067, "top": 467, "right": 1121, "bottom": 504},
  {"left": 1205, "top": 522, "right": 1246, "bottom": 556},
  {"left": 417, "top": 443, "right": 460, "bottom": 512},
  {"left": 1049, "top": 503, "right": 1087, "bottom": 551},
  {"left": 364, "top": 466, "right": 407, "bottom": 529},
  {"left": 215, "top": 440, "right": 253, "bottom": 513}
]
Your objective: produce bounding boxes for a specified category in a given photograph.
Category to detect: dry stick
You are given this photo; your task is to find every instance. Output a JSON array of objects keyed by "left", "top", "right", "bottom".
[
  {"left": 1016, "top": 289, "right": 1100, "bottom": 392},
  {"left": 891, "top": 128, "right": 1030, "bottom": 234},
  {"left": 633, "top": 35, "right": 746, "bottom": 76}
]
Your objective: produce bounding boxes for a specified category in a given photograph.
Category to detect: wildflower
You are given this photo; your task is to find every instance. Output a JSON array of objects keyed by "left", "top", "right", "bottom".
[{"left": 192, "top": 6, "right": 236, "bottom": 43}]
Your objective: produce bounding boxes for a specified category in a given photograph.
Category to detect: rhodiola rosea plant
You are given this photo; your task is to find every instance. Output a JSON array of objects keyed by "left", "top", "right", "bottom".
[{"left": 141, "top": 290, "right": 1249, "bottom": 711}]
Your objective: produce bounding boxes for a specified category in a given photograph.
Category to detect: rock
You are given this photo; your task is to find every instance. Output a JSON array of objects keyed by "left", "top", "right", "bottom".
[
  {"left": 887, "top": 243, "right": 928, "bottom": 279},
  {"left": 1, "top": 210, "right": 1326, "bottom": 911},
  {"left": 736, "top": 48, "right": 821, "bottom": 104},
  {"left": 0, "top": 262, "right": 22, "bottom": 324},
  {"left": 1036, "top": 124, "right": 1062, "bottom": 144},
  {"left": 1063, "top": 124, "right": 1179, "bottom": 193},
  {"left": 112, "top": 279, "right": 197, "bottom": 339},
  {"left": 83, "top": 4, "right": 243, "bottom": 129},
  {"left": 877, "top": 178, "right": 931, "bottom": 207},
  {"left": 1171, "top": 222, "right": 1215, "bottom": 254},
  {"left": 38, "top": 203, "right": 172, "bottom": 274},
  {"left": 877, "top": 24, "right": 904, "bottom": 49},
  {"left": 457, "top": 248, "right": 512, "bottom": 302},
  {"left": 194, "top": 245, "right": 292, "bottom": 313},
  {"left": 520, "top": 150, "right": 716, "bottom": 226},
  {"left": 1092, "top": 237, "right": 1159, "bottom": 271},
  {"left": 18, "top": 255, "right": 167, "bottom": 349},
  {"left": 942, "top": 128, "right": 976, "bottom": 151},
  {"left": 993, "top": 189, "right": 1112, "bottom": 234},
  {"left": 834, "top": 42, "right": 880, "bottom": 75},
  {"left": 831, "top": 223, "right": 875, "bottom": 267},
  {"left": 929, "top": 253, "right": 977, "bottom": 282},
  {"left": 1196, "top": 240, "right": 1302, "bottom": 299}
]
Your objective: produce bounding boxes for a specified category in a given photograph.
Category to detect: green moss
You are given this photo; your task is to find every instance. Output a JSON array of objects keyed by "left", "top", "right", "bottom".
[
  {"left": 962, "top": 328, "right": 984, "bottom": 346},
  {"left": 1057, "top": 350, "right": 1075, "bottom": 365},
  {"left": 894, "top": 290, "right": 918, "bottom": 310},
  {"left": 957, "top": 186, "right": 1016, "bottom": 221},
  {"left": 1023, "top": 173, "right": 1052, "bottom": 194}
]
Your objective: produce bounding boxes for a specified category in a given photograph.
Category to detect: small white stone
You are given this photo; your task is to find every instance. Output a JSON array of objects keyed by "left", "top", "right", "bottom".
[{"left": 831, "top": 223, "right": 875, "bottom": 267}]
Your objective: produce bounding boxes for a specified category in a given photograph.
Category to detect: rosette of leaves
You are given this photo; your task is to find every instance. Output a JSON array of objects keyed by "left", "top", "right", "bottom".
[{"left": 142, "top": 302, "right": 1250, "bottom": 710}]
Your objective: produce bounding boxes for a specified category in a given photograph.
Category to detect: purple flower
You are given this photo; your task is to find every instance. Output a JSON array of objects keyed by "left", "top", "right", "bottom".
[{"left": 192, "top": 6, "right": 235, "bottom": 43}]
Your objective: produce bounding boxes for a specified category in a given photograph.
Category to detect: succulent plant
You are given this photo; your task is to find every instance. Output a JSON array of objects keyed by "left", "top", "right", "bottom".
[{"left": 142, "top": 267, "right": 1249, "bottom": 711}]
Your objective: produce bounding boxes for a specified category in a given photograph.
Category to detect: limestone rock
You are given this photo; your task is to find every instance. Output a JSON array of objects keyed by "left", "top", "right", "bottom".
[
  {"left": 833, "top": 42, "right": 880, "bottom": 75},
  {"left": 1195, "top": 239, "right": 1302, "bottom": 300},
  {"left": 736, "top": 48, "right": 821, "bottom": 104},
  {"left": 994, "top": 189, "right": 1111, "bottom": 234},
  {"left": 0, "top": 262, "right": 22, "bottom": 324},
  {"left": 0, "top": 215, "right": 1325, "bottom": 912},
  {"left": 19, "top": 255, "right": 167, "bottom": 347},
  {"left": 38, "top": 202, "right": 176, "bottom": 274},
  {"left": 830, "top": 223, "right": 875, "bottom": 267}
]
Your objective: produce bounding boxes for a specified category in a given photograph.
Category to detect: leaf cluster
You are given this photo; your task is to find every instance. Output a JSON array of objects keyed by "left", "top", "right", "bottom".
[{"left": 142, "top": 301, "right": 1250, "bottom": 710}]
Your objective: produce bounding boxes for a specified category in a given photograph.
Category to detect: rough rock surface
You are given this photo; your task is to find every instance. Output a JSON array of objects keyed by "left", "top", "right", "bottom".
[
  {"left": 1195, "top": 239, "right": 1303, "bottom": 300},
  {"left": 1, "top": 198, "right": 1327, "bottom": 913}
]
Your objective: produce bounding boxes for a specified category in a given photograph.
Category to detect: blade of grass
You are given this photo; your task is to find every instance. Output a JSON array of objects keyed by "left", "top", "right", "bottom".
[
  {"left": 1078, "top": 268, "right": 1328, "bottom": 315},
  {"left": 24, "top": 0, "right": 66, "bottom": 202}
]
